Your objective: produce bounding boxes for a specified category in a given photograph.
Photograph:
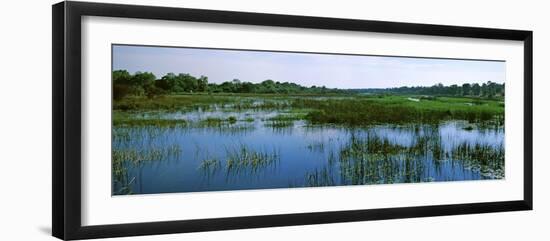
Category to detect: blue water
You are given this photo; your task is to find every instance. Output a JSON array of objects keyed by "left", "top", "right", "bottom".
[{"left": 112, "top": 109, "right": 504, "bottom": 195}]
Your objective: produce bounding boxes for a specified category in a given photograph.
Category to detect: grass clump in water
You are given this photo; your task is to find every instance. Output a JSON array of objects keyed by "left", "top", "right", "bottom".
[
  {"left": 225, "top": 145, "right": 280, "bottom": 174},
  {"left": 264, "top": 120, "right": 294, "bottom": 129},
  {"left": 227, "top": 116, "right": 237, "bottom": 124},
  {"left": 112, "top": 144, "right": 182, "bottom": 195},
  {"left": 306, "top": 141, "right": 325, "bottom": 153},
  {"left": 113, "top": 118, "right": 188, "bottom": 127},
  {"left": 451, "top": 142, "right": 505, "bottom": 178},
  {"left": 306, "top": 167, "right": 335, "bottom": 187},
  {"left": 198, "top": 158, "right": 222, "bottom": 176},
  {"left": 199, "top": 116, "right": 240, "bottom": 127}
]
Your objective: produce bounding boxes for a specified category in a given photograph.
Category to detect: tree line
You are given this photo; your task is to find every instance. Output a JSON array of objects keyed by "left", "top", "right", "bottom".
[
  {"left": 112, "top": 70, "right": 346, "bottom": 99},
  {"left": 355, "top": 82, "right": 505, "bottom": 98},
  {"left": 113, "top": 69, "right": 504, "bottom": 100}
]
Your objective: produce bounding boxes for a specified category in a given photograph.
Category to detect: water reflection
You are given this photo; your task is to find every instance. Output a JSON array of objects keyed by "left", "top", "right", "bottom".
[{"left": 112, "top": 113, "right": 504, "bottom": 195}]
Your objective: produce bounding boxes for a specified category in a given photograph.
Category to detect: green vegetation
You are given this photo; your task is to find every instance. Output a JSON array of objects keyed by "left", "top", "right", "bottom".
[
  {"left": 452, "top": 143, "right": 505, "bottom": 178},
  {"left": 113, "top": 117, "right": 188, "bottom": 127},
  {"left": 306, "top": 141, "right": 326, "bottom": 153},
  {"left": 199, "top": 117, "right": 238, "bottom": 127},
  {"left": 111, "top": 69, "right": 506, "bottom": 194},
  {"left": 332, "top": 133, "right": 504, "bottom": 186},
  {"left": 264, "top": 120, "right": 295, "bottom": 129},
  {"left": 296, "top": 96, "right": 503, "bottom": 125},
  {"left": 198, "top": 159, "right": 222, "bottom": 175},
  {"left": 113, "top": 69, "right": 345, "bottom": 100},
  {"left": 113, "top": 94, "right": 504, "bottom": 127},
  {"left": 114, "top": 69, "right": 504, "bottom": 100},
  {"left": 357, "top": 81, "right": 505, "bottom": 98},
  {"left": 225, "top": 145, "right": 280, "bottom": 174},
  {"left": 112, "top": 144, "right": 182, "bottom": 194},
  {"left": 306, "top": 167, "right": 336, "bottom": 187}
]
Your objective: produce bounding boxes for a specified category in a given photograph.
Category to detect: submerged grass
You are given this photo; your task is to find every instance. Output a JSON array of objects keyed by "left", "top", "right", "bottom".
[
  {"left": 198, "top": 158, "right": 222, "bottom": 175},
  {"left": 225, "top": 145, "right": 280, "bottom": 174},
  {"left": 306, "top": 141, "right": 326, "bottom": 153},
  {"left": 306, "top": 167, "right": 336, "bottom": 187},
  {"left": 335, "top": 131, "right": 504, "bottom": 185},
  {"left": 112, "top": 144, "right": 182, "bottom": 195},
  {"left": 264, "top": 120, "right": 295, "bottom": 129},
  {"left": 451, "top": 143, "right": 505, "bottom": 178}
]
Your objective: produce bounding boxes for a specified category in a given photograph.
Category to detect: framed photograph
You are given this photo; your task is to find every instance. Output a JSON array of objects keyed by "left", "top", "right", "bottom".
[{"left": 52, "top": 1, "right": 533, "bottom": 240}]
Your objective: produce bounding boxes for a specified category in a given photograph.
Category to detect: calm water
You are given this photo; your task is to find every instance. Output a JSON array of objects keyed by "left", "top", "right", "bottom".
[{"left": 112, "top": 108, "right": 504, "bottom": 195}]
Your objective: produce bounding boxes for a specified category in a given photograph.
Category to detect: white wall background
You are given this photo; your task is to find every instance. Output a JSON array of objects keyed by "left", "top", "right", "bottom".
[{"left": 0, "top": 0, "right": 547, "bottom": 240}]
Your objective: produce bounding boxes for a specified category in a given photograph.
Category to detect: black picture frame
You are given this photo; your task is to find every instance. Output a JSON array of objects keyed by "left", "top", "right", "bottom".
[{"left": 52, "top": 1, "right": 533, "bottom": 240}]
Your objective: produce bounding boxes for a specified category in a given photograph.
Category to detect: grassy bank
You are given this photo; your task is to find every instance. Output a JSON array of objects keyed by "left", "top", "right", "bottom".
[
  {"left": 113, "top": 93, "right": 504, "bottom": 126},
  {"left": 297, "top": 96, "right": 503, "bottom": 125}
]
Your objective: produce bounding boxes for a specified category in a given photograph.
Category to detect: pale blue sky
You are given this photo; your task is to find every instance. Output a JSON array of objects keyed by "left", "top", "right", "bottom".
[{"left": 113, "top": 45, "right": 505, "bottom": 89}]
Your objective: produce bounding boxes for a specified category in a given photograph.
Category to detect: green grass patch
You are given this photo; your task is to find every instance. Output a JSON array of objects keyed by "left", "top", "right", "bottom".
[{"left": 113, "top": 117, "right": 188, "bottom": 127}]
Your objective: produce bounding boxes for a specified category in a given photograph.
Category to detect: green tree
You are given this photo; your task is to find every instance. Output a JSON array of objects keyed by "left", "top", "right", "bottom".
[
  {"left": 131, "top": 71, "right": 156, "bottom": 87},
  {"left": 471, "top": 83, "right": 481, "bottom": 96},
  {"left": 197, "top": 76, "right": 209, "bottom": 92},
  {"left": 155, "top": 73, "right": 177, "bottom": 91},
  {"left": 112, "top": 70, "right": 132, "bottom": 85},
  {"left": 462, "top": 83, "right": 471, "bottom": 96}
]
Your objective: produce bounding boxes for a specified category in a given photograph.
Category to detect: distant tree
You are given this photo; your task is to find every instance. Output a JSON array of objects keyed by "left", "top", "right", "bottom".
[
  {"left": 112, "top": 70, "right": 132, "bottom": 85},
  {"left": 155, "top": 73, "right": 178, "bottom": 91},
  {"left": 197, "top": 76, "right": 209, "bottom": 92},
  {"left": 449, "top": 84, "right": 459, "bottom": 96},
  {"left": 219, "top": 81, "right": 236, "bottom": 93},
  {"left": 361, "top": 81, "right": 504, "bottom": 99},
  {"left": 113, "top": 84, "right": 130, "bottom": 100},
  {"left": 144, "top": 84, "right": 165, "bottom": 99},
  {"left": 462, "top": 83, "right": 471, "bottom": 96},
  {"left": 113, "top": 70, "right": 157, "bottom": 98},
  {"left": 131, "top": 71, "right": 156, "bottom": 86},
  {"left": 240, "top": 82, "right": 255, "bottom": 93},
  {"left": 486, "top": 81, "right": 497, "bottom": 98},
  {"left": 471, "top": 83, "right": 481, "bottom": 96},
  {"left": 178, "top": 73, "right": 197, "bottom": 92}
]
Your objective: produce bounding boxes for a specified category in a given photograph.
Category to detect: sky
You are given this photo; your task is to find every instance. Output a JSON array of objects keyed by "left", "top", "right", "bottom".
[{"left": 112, "top": 45, "right": 505, "bottom": 89}]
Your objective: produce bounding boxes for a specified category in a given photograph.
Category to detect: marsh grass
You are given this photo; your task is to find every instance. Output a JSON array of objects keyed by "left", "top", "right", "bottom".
[
  {"left": 337, "top": 134, "right": 410, "bottom": 184},
  {"left": 306, "top": 167, "right": 336, "bottom": 187},
  {"left": 451, "top": 143, "right": 505, "bottom": 178},
  {"left": 306, "top": 141, "right": 326, "bottom": 153},
  {"left": 112, "top": 93, "right": 505, "bottom": 192},
  {"left": 334, "top": 132, "right": 504, "bottom": 185},
  {"left": 264, "top": 120, "right": 295, "bottom": 129},
  {"left": 292, "top": 96, "right": 504, "bottom": 126},
  {"left": 113, "top": 118, "right": 188, "bottom": 127},
  {"left": 198, "top": 159, "right": 222, "bottom": 176},
  {"left": 114, "top": 94, "right": 504, "bottom": 128},
  {"left": 267, "top": 113, "right": 305, "bottom": 122},
  {"left": 198, "top": 116, "right": 241, "bottom": 127},
  {"left": 113, "top": 95, "right": 238, "bottom": 111},
  {"left": 225, "top": 145, "right": 280, "bottom": 175},
  {"left": 112, "top": 144, "right": 182, "bottom": 195}
]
